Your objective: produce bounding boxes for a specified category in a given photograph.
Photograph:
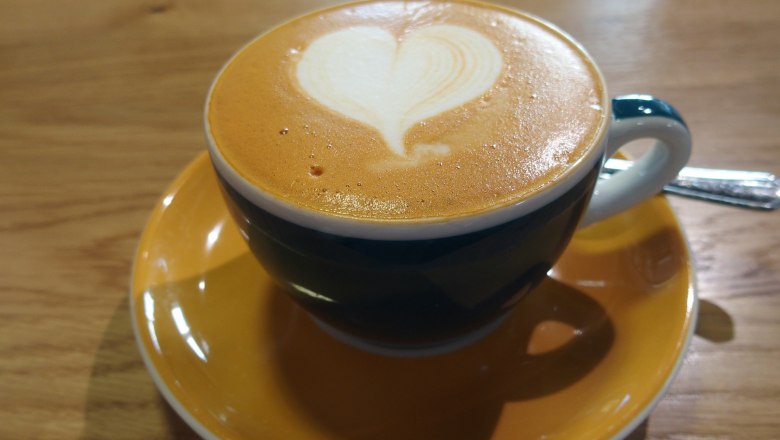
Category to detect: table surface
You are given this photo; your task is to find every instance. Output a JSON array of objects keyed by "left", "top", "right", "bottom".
[{"left": 2, "top": 0, "right": 779, "bottom": 438}]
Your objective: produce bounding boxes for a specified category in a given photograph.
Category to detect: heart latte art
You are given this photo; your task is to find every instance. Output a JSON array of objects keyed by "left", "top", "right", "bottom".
[{"left": 296, "top": 25, "right": 503, "bottom": 158}]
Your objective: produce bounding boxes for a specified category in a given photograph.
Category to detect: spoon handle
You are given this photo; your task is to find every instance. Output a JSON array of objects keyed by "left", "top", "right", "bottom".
[{"left": 602, "top": 158, "right": 780, "bottom": 211}]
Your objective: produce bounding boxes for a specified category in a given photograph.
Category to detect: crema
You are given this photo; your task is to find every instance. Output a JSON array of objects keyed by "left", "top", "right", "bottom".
[{"left": 207, "top": 0, "right": 606, "bottom": 220}]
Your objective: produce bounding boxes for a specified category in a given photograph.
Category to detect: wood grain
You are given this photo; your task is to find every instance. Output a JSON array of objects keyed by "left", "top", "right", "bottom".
[{"left": 1, "top": 0, "right": 778, "bottom": 438}]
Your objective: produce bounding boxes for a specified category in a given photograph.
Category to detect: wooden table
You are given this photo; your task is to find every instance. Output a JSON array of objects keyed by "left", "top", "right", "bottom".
[{"left": 2, "top": 0, "right": 778, "bottom": 438}]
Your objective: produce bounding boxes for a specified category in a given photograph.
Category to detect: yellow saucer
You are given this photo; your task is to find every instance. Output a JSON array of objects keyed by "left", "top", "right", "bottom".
[{"left": 131, "top": 152, "right": 696, "bottom": 440}]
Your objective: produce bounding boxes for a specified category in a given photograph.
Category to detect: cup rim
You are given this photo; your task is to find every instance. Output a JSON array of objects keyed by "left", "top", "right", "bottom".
[{"left": 204, "top": 0, "right": 610, "bottom": 240}]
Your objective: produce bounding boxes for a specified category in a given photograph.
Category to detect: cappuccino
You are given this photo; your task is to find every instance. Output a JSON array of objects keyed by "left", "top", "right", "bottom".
[{"left": 207, "top": 0, "right": 606, "bottom": 221}]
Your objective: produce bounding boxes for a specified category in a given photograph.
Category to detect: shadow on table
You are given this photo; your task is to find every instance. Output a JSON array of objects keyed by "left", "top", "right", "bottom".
[
  {"left": 625, "top": 420, "right": 649, "bottom": 439},
  {"left": 694, "top": 299, "right": 735, "bottom": 342},
  {"left": 80, "top": 297, "right": 199, "bottom": 440}
]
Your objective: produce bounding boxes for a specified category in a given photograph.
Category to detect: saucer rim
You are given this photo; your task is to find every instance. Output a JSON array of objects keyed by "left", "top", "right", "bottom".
[
  {"left": 129, "top": 153, "right": 219, "bottom": 440},
  {"left": 613, "top": 268, "right": 698, "bottom": 439},
  {"left": 130, "top": 152, "right": 698, "bottom": 440},
  {"left": 130, "top": 298, "right": 218, "bottom": 440},
  {"left": 609, "top": 196, "right": 699, "bottom": 440}
]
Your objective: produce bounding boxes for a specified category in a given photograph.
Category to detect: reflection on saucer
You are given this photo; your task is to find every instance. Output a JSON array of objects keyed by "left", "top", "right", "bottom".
[{"left": 131, "top": 153, "right": 696, "bottom": 440}]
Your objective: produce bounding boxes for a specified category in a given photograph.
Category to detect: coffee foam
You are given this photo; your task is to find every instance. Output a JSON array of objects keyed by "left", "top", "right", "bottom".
[{"left": 208, "top": 1, "right": 606, "bottom": 221}]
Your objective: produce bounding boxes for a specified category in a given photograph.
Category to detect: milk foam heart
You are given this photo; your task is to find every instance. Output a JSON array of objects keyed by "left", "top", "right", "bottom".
[{"left": 296, "top": 25, "right": 503, "bottom": 158}]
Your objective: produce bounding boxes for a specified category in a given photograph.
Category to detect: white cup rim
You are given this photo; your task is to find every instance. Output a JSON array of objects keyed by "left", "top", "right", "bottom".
[{"left": 204, "top": 0, "right": 610, "bottom": 240}]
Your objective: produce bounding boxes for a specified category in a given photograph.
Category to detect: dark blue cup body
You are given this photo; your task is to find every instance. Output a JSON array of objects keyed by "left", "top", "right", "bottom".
[{"left": 216, "top": 162, "right": 600, "bottom": 348}]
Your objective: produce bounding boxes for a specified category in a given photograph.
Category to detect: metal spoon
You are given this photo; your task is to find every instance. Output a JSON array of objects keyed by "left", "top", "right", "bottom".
[{"left": 601, "top": 158, "right": 780, "bottom": 211}]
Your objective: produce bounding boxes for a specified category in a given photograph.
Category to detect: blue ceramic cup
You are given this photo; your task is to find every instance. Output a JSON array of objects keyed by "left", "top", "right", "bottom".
[{"left": 205, "top": 5, "right": 691, "bottom": 355}]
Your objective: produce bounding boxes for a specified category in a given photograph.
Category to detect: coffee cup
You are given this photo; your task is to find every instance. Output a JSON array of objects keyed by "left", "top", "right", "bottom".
[{"left": 205, "top": 0, "right": 691, "bottom": 354}]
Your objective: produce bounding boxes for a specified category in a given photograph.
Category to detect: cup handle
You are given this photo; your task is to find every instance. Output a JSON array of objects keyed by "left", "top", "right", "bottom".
[{"left": 579, "top": 94, "right": 692, "bottom": 227}]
